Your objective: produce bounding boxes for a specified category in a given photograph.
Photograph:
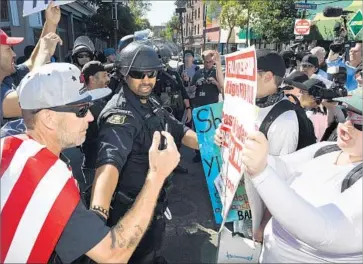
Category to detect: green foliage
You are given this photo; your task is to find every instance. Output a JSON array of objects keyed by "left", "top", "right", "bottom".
[
  {"left": 162, "top": 15, "right": 180, "bottom": 42},
  {"left": 217, "top": 0, "right": 249, "bottom": 44},
  {"left": 249, "top": 0, "right": 298, "bottom": 43},
  {"left": 86, "top": 0, "right": 151, "bottom": 43}
]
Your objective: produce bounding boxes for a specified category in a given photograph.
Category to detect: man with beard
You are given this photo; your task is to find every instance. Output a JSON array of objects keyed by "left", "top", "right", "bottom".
[{"left": 90, "top": 41, "right": 199, "bottom": 263}]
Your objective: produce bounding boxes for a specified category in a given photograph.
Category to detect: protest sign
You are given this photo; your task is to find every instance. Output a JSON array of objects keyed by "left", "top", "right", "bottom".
[
  {"left": 23, "top": 0, "right": 76, "bottom": 17},
  {"left": 218, "top": 47, "right": 258, "bottom": 227},
  {"left": 193, "top": 103, "right": 251, "bottom": 224}
]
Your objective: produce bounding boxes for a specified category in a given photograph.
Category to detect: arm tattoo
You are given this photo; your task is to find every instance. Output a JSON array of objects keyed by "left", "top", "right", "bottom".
[
  {"left": 91, "top": 205, "right": 109, "bottom": 218},
  {"left": 110, "top": 223, "right": 144, "bottom": 249}
]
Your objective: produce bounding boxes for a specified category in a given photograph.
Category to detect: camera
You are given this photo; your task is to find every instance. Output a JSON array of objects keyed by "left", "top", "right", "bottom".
[
  {"left": 309, "top": 67, "right": 348, "bottom": 102},
  {"left": 196, "top": 77, "right": 212, "bottom": 86}
]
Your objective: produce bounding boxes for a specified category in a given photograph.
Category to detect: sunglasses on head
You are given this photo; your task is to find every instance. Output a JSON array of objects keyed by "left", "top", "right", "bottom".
[
  {"left": 128, "top": 70, "right": 157, "bottom": 79},
  {"left": 77, "top": 53, "right": 90, "bottom": 59},
  {"left": 34, "top": 103, "right": 92, "bottom": 118}
]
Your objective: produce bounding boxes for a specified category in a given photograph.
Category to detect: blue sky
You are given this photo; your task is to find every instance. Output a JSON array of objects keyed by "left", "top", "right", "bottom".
[{"left": 146, "top": 1, "right": 176, "bottom": 26}]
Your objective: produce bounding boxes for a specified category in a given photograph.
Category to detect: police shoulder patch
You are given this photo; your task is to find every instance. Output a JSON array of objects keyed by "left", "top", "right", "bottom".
[{"left": 106, "top": 115, "right": 127, "bottom": 125}]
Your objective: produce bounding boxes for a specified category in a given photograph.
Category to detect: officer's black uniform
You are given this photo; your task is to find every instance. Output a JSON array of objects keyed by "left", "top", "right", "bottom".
[
  {"left": 94, "top": 42, "right": 189, "bottom": 264},
  {"left": 154, "top": 66, "right": 189, "bottom": 122}
]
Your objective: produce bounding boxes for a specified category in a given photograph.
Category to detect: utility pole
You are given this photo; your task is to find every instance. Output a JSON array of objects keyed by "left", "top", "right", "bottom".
[
  {"left": 112, "top": 0, "right": 119, "bottom": 49},
  {"left": 176, "top": 7, "right": 186, "bottom": 54},
  {"left": 203, "top": 3, "right": 207, "bottom": 51}
]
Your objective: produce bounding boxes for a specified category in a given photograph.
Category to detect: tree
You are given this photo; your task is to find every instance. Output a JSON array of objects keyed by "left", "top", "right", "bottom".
[
  {"left": 216, "top": 0, "right": 249, "bottom": 45},
  {"left": 162, "top": 15, "right": 180, "bottom": 42},
  {"left": 249, "top": 0, "right": 298, "bottom": 43},
  {"left": 86, "top": 0, "right": 151, "bottom": 45}
]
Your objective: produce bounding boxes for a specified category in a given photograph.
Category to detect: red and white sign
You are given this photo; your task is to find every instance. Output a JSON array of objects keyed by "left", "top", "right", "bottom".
[
  {"left": 294, "top": 19, "right": 311, "bottom": 35},
  {"left": 217, "top": 46, "right": 258, "bottom": 229}
]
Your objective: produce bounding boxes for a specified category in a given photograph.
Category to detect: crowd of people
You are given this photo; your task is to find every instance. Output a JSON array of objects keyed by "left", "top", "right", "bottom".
[{"left": 0, "top": 2, "right": 362, "bottom": 263}]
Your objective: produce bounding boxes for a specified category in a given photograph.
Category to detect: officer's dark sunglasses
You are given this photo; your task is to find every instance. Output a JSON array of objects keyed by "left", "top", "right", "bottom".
[
  {"left": 129, "top": 70, "right": 157, "bottom": 79},
  {"left": 33, "top": 103, "right": 92, "bottom": 118}
]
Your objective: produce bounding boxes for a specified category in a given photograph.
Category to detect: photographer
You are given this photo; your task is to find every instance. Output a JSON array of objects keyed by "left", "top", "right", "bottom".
[
  {"left": 301, "top": 54, "right": 333, "bottom": 88},
  {"left": 327, "top": 41, "right": 362, "bottom": 91},
  {"left": 190, "top": 50, "right": 224, "bottom": 162},
  {"left": 310, "top": 46, "right": 328, "bottom": 78}
]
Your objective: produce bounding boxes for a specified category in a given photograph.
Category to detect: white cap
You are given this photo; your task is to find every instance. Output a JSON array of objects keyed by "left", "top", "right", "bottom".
[{"left": 18, "top": 63, "right": 111, "bottom": 110}]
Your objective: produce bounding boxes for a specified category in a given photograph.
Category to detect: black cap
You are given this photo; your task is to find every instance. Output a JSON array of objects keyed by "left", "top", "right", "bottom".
[
  {"left": 82, "top": 61, "right": 106, "bottom": 79},
  {"left": 256, "top": 49, "right": 286, "bottom": 78},
  {"left": 302, "top": 78, "right": 326, "bottom": 91},
  {"left": 284, "top": 71, "right": 309, "bottom": 90},
  {"left": 301, "top": 54, "right": 319, "bottom": 68}
]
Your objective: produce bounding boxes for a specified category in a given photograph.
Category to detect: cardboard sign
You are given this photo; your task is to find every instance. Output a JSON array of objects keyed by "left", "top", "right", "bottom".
[
  {"left": 193, "top": 103, "right": 251, "bottom": 224},
  {"left": 219, "top": 47, "right": 258, "bottom": 228},
  {"left": 23, "top": 0, "right": 76, "bottom": 17}
]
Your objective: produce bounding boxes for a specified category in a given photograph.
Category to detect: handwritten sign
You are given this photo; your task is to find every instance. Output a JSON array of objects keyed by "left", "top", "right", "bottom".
[
  {"left": 219, "top": 47, "right": 258, "bottom": 227},
  {"left": 193, "top": 103, "right": 251, "bottom": 224},
  {"left": 23, "top": 0, "right": 76, "bottom": 17}
]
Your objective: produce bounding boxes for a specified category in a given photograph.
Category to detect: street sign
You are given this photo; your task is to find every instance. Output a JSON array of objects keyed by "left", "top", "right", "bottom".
[
  {"left": 295, "top": 2, "right": 317, "bottom": 10},
  {"left": 348, "top": 10, "right": 363, "bottom": 38},
  {"left": 294, "top": 19, "right": 311, "bottom": 35}
]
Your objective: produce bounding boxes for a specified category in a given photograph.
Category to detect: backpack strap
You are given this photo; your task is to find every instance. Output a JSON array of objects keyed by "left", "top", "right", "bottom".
[
  {"left": 341, "top": 163, "right": 363, "bottom": 192},
  {"left": 313, "top": 144, "right": 341, "bottom": 158},
  {"left": 314, "top": 144, "right": 362, "bottom": 192},
  {"left": 259, "top": 100, "right": 294, "bottom": 138}
]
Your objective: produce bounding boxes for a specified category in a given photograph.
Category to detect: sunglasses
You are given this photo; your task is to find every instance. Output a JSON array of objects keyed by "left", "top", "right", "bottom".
[
  {"left": 34, "top": 103, "right": 92, "bottom": 118},
  {"left": 345, "top": 111, "right": 363, "bottom": 131},
  {"left": 129, "top": 70, "right": 157, "bottom": 79},
  {"left": 77, "top": 53, "right": 90, "bottom": 59}
]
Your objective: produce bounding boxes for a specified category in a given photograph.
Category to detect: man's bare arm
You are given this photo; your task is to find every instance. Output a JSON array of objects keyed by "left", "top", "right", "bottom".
[
  {"left": 86, "top": 173, "right": 163, "bottom": 263},
  {"left": 90, "top": 164, "right": 119, "bottom": 219},
  {"left": 182, "top": 129, "right": 199, "bottom": 150},
  {"left": 24, "top": 2, "right": 60, "bottom": 71},
  {"left": 2, "top": 91, "right": 21, "bottom": 118}
]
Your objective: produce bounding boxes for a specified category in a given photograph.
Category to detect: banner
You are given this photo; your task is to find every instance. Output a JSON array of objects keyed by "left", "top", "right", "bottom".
[
  {"left": 23, "top": 0, "right": 76, "bottom": 17},
  {"left": 193, "top": 103, "right": 250, "bottom": 224},
  {"left": 219, "top": 47, "right": 258, "bottom": 228}
]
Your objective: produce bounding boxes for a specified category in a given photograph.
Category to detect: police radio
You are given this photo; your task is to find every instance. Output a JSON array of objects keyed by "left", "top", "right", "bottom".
[{"left": 148, "top": 96, "right": 170, "bottom": 150}]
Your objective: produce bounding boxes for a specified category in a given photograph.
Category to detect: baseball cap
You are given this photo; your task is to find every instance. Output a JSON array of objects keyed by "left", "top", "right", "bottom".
[
  {"left": 301, "top": 54, "right": 319, "bottom": 68},
  {"left": 18, "top": 63, "right": 111, "bottom": 110},
  {"left": 334, "top": 88, "right": 363, "bottom": 115},
  {"left": 302, "top": 78, "right": 326, "bottom": 92},
  {"left": 82, "top": 61, "right": 106, "bottom": 80},
  {"left": 256, "top": 49, "right": 286, "bottom": 78},
  {"left": 0, "top": 29, "right": 23, "bottom": 45},
  {"left": 284, "top": 71, "right": 309, "bottom": 90}
]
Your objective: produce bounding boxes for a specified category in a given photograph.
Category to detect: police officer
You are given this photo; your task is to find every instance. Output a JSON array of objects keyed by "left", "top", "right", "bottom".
[
  {"left": 152, "top": 42, "right": 192, "bottom": 174},
  {"left": 90, "top": 41, "right": 199, "bottom": 264},
  {"left": 71, "top": 36, "right": 96, "bottom": 70}
]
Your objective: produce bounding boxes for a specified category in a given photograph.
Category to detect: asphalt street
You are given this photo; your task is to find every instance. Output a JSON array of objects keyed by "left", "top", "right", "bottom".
[{"left": 64, "top": 145, "right": 220, "bottom": 263}]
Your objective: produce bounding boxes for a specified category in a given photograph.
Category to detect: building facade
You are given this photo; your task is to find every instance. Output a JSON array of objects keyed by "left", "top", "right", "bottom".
[
  {"left": 176, "top": 0, "right": 205, "bottom": 55},
  {"left": 0, "top": 0, "right": 100, "bottom": 61}
]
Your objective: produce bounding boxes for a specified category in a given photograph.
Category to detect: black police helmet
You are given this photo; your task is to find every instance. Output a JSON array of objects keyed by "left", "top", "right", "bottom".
[
  {"left": 72, "top": 36, "right": 95, "bottom": 56},
  {"left": 118, "top": 34, "right": 135, "bottom": 52},
  {"left": 118, "top": 41, "right": 164, "bottom": 76}
]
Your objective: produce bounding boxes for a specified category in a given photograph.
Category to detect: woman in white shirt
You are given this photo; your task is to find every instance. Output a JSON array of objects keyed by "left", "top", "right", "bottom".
[{"left": 241, "top": 89, "right": 362, "bottom": 263}]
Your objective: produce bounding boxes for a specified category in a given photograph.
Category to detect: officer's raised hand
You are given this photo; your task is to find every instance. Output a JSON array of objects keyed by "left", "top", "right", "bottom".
[{"left": 148, "top": 131, "right": 180, "bottom": 181}]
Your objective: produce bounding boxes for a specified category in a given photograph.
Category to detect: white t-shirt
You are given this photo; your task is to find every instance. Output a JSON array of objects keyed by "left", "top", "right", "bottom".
[
  {"left": 256, "top": 99, "right": 299, "bottom": 156},
  {"left": 251, "top": 142, "right": 362, "bottom": 263}
]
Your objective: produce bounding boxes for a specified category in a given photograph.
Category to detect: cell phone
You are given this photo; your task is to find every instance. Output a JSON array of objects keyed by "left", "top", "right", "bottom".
[{"left": 159, "top": 123, "right": 169, "bottom": 150}]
